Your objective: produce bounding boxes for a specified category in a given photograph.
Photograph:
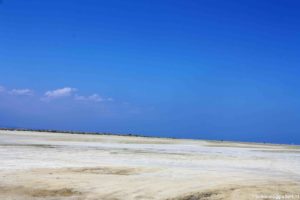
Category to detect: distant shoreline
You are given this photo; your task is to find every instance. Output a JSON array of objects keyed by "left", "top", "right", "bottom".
[
  {"left": 0, "top": 127, "right": 148, "bottom": 138},
  {"left": 0, "top": 127, "right": 299, "bottom": 147}
]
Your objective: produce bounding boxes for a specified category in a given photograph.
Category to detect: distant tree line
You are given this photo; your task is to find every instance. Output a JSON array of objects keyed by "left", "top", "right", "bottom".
[{"left": 0, "top": 127, "right": 158, "bottom": 138}]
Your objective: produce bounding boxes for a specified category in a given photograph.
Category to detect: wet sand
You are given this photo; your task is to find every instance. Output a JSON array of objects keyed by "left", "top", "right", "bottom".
[{"left": 0, "top": 130, "right": 299, "bottom": 200}]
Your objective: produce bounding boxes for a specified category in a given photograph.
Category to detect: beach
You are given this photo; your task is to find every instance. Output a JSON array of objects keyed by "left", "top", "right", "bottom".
[{"left": 0, "top": 130, "right": 299, "bottom": 200}]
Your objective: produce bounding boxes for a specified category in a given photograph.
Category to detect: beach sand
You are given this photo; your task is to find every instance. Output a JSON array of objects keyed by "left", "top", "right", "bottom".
[{"left": 0, "top": 130, "right": 299, "bottom": 200}]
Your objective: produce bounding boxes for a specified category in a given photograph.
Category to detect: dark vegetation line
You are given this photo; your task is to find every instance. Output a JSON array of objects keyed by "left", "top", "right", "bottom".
[
  {"left": 0, "top": 127, "right": 298, "bottom": 146},
  {"left": 0, "top": 127, "right": 162, "bottom": 139}
]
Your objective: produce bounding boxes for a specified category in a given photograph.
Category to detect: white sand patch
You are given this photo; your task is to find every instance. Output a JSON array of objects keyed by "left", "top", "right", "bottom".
[{"left": 0, "top": 130, "right": 300, "bottom": 199}]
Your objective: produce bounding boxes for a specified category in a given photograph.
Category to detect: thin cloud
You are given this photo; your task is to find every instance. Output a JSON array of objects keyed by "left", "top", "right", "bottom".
[
  {"left": 43, "top": 87, "right": 77, "bottom": 100},
  {"left": 1, "top": 85, "right": 114, "bottom": 104},
  {"left": 75, "top": 94, "right": 113, "bottom": 103},
  {"left": 10, "top": 89, "right": 34, "bottom": 96},
  {"left": 0, "top": 86, "right": 5, "bottom": 93}
]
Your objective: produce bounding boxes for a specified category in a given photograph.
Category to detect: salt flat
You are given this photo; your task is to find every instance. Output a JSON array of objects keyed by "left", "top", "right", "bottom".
[{"left": 0, "top": 130, "right": 299, "bottom": 200}]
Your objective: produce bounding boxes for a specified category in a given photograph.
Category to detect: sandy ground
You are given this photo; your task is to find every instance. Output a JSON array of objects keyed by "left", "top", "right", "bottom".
[{"left": 0, "top": 130, "right": 300, "bottom": 200}]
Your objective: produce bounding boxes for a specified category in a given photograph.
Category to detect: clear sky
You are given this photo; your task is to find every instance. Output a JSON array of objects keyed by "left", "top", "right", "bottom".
[{"left": 1, "top": 0, "right": 300, "bottom": 144}]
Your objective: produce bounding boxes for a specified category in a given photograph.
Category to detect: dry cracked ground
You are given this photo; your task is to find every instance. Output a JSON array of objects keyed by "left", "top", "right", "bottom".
[{"left": 0, "top": 130, "right": 300, "bottom": 200}]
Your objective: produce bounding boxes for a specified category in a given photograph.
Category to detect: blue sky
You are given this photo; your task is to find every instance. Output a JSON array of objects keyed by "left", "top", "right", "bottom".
[{"left": 1, "top": 0, "right": 300, "bottom": 144}]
